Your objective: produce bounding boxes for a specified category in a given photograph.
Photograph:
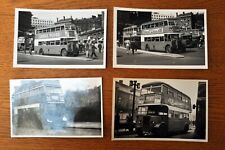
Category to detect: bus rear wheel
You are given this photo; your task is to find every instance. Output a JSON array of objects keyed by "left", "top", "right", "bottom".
[
  {"left": 61, "top": 49, "right": 67, "bottom": 56},
  {"left": 39, "top": 49, "right": 44, "bottom": 55},
  {"left": 165, "top": 45, "right": 172, "bottom": 53}
]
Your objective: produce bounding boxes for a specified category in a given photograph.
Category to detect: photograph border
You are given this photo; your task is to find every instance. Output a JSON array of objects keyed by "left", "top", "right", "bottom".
[
  {"left": 10, "top": 77, "right": 104, "bottom": 138},
  {"left": 113, "top": 7, "right": 208, "bottom": 69},
  {"left": 111, "top": 78, "right": 208, "bottom": 142},
  {"left": 13, "top": 8, "right": 107, "bottom": 69}
]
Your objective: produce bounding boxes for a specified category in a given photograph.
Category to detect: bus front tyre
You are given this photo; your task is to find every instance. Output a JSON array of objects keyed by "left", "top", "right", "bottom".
[
  {"left": 165, "top": 45, "right": 172, "bottom": 53},
  {"left": 61, "top": 49, "right": 67, "bottom": 56}
]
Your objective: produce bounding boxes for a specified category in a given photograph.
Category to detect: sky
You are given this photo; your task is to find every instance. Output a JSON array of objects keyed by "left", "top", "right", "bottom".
[
  {"left": 10, "top": 78, "right": 102, "bottom": 94},
  {"left": 116, "top": 78, "right": 208, "bottom": 120},
  {"left": 30, "top": 9, "right": 103, "bottom": 22},
  {"left": 151, "top": 10, "right": 205, "bottom": 16}
]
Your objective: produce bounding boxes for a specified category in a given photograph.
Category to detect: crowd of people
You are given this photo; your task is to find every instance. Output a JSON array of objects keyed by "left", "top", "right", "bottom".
[{"left": 81, "top": 38, "right": 103, "bottom": 59}]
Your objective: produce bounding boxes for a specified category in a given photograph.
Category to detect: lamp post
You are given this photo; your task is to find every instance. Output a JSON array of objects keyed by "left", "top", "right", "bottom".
[{"left": 129, "top": 80, "right": 140, "bottom": 123}]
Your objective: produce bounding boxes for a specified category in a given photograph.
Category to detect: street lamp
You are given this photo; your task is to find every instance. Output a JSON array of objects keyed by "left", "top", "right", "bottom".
[{"left": 129, "top": 80, "right": 140, "bottom": 123}]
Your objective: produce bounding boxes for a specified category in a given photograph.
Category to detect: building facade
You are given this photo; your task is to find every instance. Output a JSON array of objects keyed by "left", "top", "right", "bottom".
[
  {"left": 151, "top": 12, "right": 175, "bottom": 21},
  {"left": 31, "top": 16, "right": 54, "bottom": 29},
  {"left": 115, "top": 80, "right": 142, "bottom": 123}
]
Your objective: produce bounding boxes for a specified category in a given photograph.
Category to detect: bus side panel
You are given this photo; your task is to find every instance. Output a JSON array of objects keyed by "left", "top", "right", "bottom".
[
  {"left": 141, "top": 41, "right": 171, "bottom": 52},
  {"left": 48, "top": 45, "right": 66, "bottom": 55}
]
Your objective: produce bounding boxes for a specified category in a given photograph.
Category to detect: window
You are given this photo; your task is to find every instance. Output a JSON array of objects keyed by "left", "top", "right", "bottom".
[
  {"left": 155, "top": 37, "right": 160, "bottom": 42},
  {"left": 50, "top": 41, "right": 55, "bottom": 45},
  {"left": 51, "top": 28, "right": 55, "bottom": 32},
  {"left": 61, "top": 26, "right": 64, "bottom": 30},
  {"left": 56, "top": 40, "right": 60, "bottom": 45},
  {"left": 160, "top": 36, "right": 164, "bottom": 41},
  {"left": 56, "top": 27, "right": 61, "bottom": 31},
  {"left": 168, "top": 89, "right": 174, "bottom": 97}
]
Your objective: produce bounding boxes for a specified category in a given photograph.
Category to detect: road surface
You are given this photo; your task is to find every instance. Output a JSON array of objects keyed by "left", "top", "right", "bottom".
[{"left": 116, "top": 46, "right": 206, "bottom": 66}]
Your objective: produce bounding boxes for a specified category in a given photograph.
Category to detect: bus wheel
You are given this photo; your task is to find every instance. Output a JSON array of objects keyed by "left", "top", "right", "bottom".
[
  {"left": 39, "top": 49, "right": 44, "bottom": 55},
  {"left": 165, "top": 45, "right": 171, "bottom": 53},
  {"left": 61, "top": 49, "right": 67, "bottom": 56},
  {"left": 73, "top": 51, "right": 79, "bottom": 56},
  {"left": 145, "top": 44, "right": 150, "bottom": 51}
]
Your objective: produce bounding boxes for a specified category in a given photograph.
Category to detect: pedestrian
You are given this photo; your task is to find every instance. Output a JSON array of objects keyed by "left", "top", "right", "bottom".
[
  {"left": 29, "top": 45, "right": 32, "bottom": 55},
  {"left": 98, "top": 42, "right": 102, "bottom": 53},
  {"left": 126, "top": 40, "right": 130, "bottom": 54},
  {"left": 90, "top": 41, "right": 97, "bottom": 58},
  {"left": 85, "top": 41, "right": 90, "bottom": 58}
]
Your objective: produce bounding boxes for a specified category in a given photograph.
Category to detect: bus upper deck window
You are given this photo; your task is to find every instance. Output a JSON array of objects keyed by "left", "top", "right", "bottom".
[{"left": 51, "top": 28, "right": 55, "bottom": 32}]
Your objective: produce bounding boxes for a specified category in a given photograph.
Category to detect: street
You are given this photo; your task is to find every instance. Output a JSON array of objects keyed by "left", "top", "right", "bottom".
[
  {"left": 116, "top": 46, "right": 205, "bottom": 66},
  {"left": 17, "top": 50, "right": 104, "bottom": 65},
  {"left": 115, "top": 125, "right": 196, "bottom": 139},
  {"left": 14, "top": 122, "right": 102, "bottom": 136}
]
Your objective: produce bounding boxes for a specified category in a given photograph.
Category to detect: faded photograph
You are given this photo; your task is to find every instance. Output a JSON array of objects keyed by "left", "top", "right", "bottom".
[
  {"left": 112, "top": 78, "right": 208, "bottom": 142},
  {"left": 113, "top": 8, "right": 207, "bottom": 69},
  {"left": 10, "top": 78, "right": 103, "bottom": 137},
  {"left": 14, "top": 8, "right": 107, "bottom": 68}
]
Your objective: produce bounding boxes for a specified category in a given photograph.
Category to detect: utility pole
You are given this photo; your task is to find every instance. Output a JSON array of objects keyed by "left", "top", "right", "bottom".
[{"left": 129, "top": 80, "right": 140, "bottom": 123}]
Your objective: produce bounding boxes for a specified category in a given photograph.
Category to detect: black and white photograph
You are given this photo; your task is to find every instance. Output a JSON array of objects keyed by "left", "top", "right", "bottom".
[
  {"left": 112, "top": 78, "right": 208, "bottom": 142},
  {"left": 10, "top": 78, "right": 103, "bottom": 137},
  {"left": 14, "top": 8, "right": 107, "bottom": 68},
  {"left": 113, "top": 7, "right": 207, "bottom": 69}
]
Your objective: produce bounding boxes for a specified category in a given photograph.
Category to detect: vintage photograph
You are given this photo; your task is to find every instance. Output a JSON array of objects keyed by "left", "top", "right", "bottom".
[
  {"left": 10, "top": 78, "right": 103, "bottom": 137},
  {"left": 14, "top": 8, "right": 107, "bottom": 68},
  {"left": 112, "top": 78, "right": 208, "bottom": 142},
  {"left": 113, "top": 7, "right": 207, "bottom": 69}
]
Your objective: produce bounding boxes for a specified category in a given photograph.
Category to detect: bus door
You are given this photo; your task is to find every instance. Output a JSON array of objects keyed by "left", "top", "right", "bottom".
[{"left": 68, "top": 41, "right": 79, "bottom": 56}]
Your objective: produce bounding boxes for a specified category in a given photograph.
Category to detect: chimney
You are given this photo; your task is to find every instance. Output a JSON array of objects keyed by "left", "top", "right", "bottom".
[
  {"left": 63, "top": 16, "right": 65, "bottom": 20},
  {"left": 57, "top": 18, "right": 58, "bottom": 22}
]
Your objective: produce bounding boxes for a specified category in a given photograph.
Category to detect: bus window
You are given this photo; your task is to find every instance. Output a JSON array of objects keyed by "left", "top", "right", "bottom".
[
  {"left": 178, "top": 94, "right": 182, "bottom": 101},
  {"left": 56, "top": 40, "right": 60, "bottom": 45},
  {"left": 46, "top": 41, "right": 50, "bottom": 45},
  {"left": 43, "top": 29, "right": 47, "bottom": 33},
  {"left": 155, "top": 37, "right": 160, "bottom": 42},
  {"left": 169, "top": 21, "right": 175, "bottom": 26},
  {"left": 168, "top": 89, "right": 174, "bottom": 97},
  {"left": 155, "top": 23, "right": 159, "bottom": 27},
  {"left": 47, "top": 28, "right": 50, "bottom": 32},
  {"left": 61, "top": 26, "right": 65, "bottom": 30},
  {"left": 160, "top": 36, "right": 164, "bottom": 41},
  {"left": 38, "top": 42, "right": 42, "bottom": 46},
  {"left": 164, "top": 21, "right": 168, "bottom": 26},
  {"left": 50, "top": 41, "right": 55, "bottom": 45},
  {"left": 138, "top": 106, "right": 147, "bottom": 115},
  {"left": 150, "top": 24, "right": 154, "bottom": 28},
  {"left": 51, "top": 27, "right": 55, "bottom": 32},
  {"left": 56, "top": 27, "right": 61, "bottom": 31}
]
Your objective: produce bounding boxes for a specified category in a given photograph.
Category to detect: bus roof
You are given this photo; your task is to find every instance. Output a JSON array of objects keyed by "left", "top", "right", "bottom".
[{"left": 142, "top": 81, "right": 191, "bottom": 99}]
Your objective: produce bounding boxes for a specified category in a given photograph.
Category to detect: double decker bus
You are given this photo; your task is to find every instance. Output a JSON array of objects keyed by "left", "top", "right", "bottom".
[
  {"left": 140, "top": 19, "right": 186, "bottom": 53},
  {"left": 13, "top": 80, "right": 67, "bottom": 130},
  {"left": 136, "top": 82, "right": 191, "bottom": 137},
  {"left": 34, "top": 24, "right": 80, "bottom": 56}
]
